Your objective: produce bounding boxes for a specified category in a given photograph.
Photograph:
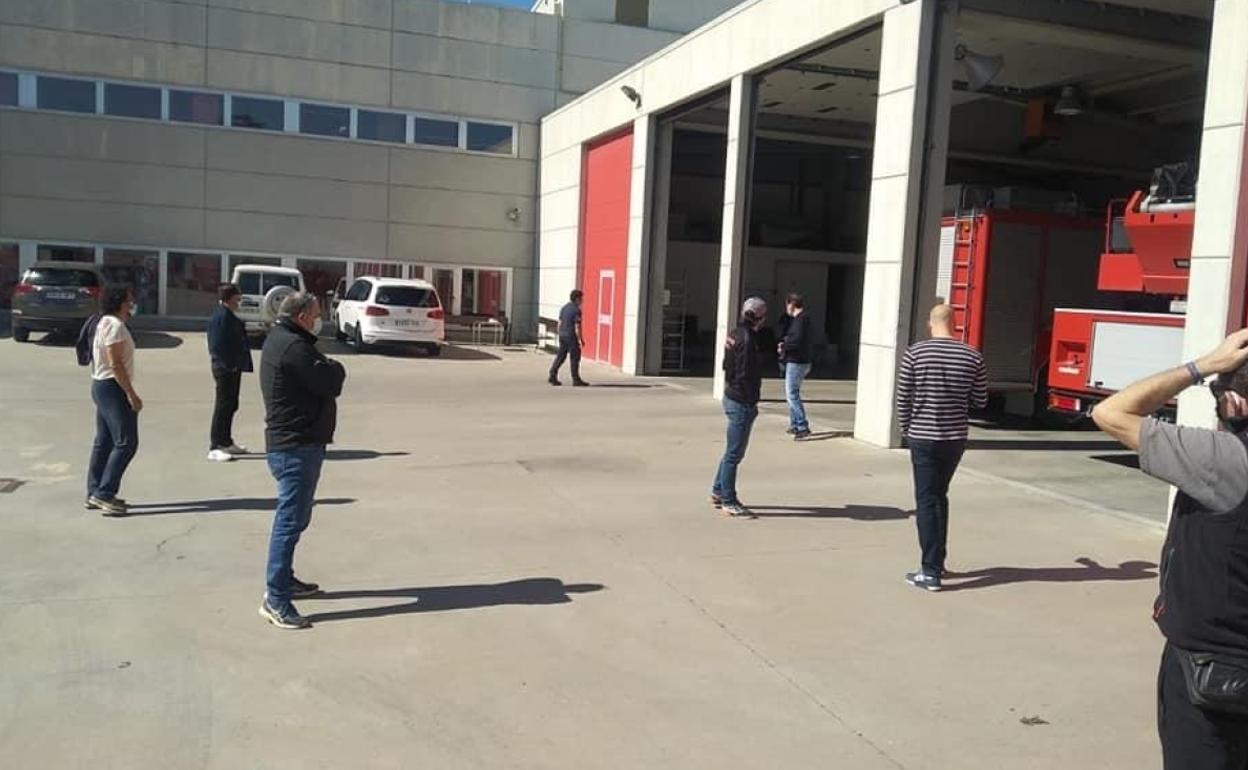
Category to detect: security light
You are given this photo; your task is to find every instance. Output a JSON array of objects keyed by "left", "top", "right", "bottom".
[
  {"left": 955, "top": 44, "right": 1004, "bottom": 92},
  {"left": 620, "top": 85, "right": 642, "bottom": 108}
]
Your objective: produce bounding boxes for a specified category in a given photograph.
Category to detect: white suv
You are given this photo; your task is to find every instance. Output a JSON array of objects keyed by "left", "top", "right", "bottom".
[
  {"left": 231, "top": 264, "right": 322, "bottom": 337},
  {"left": 335, "top": 276, "right": 446, "bottom": 355}
]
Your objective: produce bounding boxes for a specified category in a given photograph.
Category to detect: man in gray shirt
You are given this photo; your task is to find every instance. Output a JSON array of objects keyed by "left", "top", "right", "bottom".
[{"left": 1093, "top": 329, "right": 1248, "bottom": 769}]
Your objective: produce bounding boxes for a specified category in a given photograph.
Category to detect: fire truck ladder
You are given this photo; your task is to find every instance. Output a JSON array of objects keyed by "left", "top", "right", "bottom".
[{"left": 949, "top": 211, "right": 978, "bottom": 345}]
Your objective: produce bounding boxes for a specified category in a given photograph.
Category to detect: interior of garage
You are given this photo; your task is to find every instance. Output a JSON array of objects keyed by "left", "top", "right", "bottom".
[{"left": 647, "top": 27, "right": 882, "bottom": 378}]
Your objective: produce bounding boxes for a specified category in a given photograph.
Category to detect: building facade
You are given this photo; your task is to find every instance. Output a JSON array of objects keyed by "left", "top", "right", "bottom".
[{"left": 0, "top": 0, "right": 738, "bottom": 332}]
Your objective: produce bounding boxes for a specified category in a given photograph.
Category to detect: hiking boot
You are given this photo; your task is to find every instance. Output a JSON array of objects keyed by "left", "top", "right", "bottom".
[
  {"left": 207, "top": 449, "right": 234, "bottom": 462},
  {"left": 259, "top": 597, "right": 311, "bottom": 629},
  {"left": 290, "top": 577, "right": 322, "bottom": 599},
  {"left": 721, "top": 502, "right": 755, "bottom": 518},
  {"left": 88, "top": 496, "right": 128, "bottom": 517},
  {"left": 905, "top": 572, "right": 943, "bottom": 592}
]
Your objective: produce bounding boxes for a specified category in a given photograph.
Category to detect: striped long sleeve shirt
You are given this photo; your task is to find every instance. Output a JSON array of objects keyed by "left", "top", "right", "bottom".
[{"left": 896, "top": 338, "right": 989, "bottom": 441}]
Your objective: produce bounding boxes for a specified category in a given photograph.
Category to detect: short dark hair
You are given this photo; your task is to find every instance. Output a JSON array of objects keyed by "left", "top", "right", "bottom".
[
  {"left": 786, "top": 293, "right": 805, "bottom": 309},
  {"left": 219, "top": 283, "right": 240, "bottom": 303},
  {"left": 570, "top": 290, "right": 584, "bottom": 303},
  {"left": 101, "top": 287, "right": 133, "bottom": 315},
  {"left": 1223, "top": 361, "right": 1248, "bottom": 399}
]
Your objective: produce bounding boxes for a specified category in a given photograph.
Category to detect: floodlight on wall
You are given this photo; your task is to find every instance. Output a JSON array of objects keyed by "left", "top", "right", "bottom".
[
  {"left": 620, "top": 85, "right": 642, "bottom": 109},
  {"left": 506, "top": 207, "right": 522, "bottom": 223},
  {"left": 1054, "top": 85, "right": 1085, "bottom": 117},
  {"left": 955, "top": 44, "right": 1004, "bottom": 92}
]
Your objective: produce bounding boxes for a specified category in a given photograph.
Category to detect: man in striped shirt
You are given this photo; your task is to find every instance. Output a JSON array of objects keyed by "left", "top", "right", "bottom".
[{"left": 895, "top": 304, "right": 989, "bottom": 592}]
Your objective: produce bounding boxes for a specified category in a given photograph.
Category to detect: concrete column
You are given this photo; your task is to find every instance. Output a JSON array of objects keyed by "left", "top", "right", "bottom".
[
  {"left": 854, "top": 0, "right": 949, "bottom": 448},
  {"left": 621, "top": 114, "right": 655, "bottom": 375},
  {"left": 712, "top": 74, "right": 756, "bottom": 400},
  {"left": 1177, "top": 0, "right": 1248, "bottom": 430},
  {"left": 644, "top": 121, "right": 675, "bottom": 375}
]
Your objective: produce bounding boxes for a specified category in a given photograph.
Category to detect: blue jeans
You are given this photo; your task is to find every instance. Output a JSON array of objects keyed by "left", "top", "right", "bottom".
[
  {"left": 712, "top": 397, "right": 758, "bottom": 505},
  {"left": 909, "top": 439, "right": 966, "bottom": 577},
  {"left": 265, "top": 444, "right": 326, "bottom": 609},
  {"left": 785, "top": 362, "right": 812, "bottom": 432},
  {"left": 87, "top": 378, "right": 139, "bottom": 500}
]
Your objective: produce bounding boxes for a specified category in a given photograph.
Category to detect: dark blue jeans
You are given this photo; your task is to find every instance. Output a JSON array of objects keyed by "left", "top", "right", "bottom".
[
  {"left": 549, "top": 337, "right": 581, "bottom": 381},
  {"left": 87, "top": 378, "right": 139, "bottom": 500},
  {"left": 712, "top": 396, "right": 758, "bottom": 505},
  {"left": 785, "top": 362, "right": 812, "bottom": 432},
  {"left": 265, "top": 444, "right": 326, "bottom": 609},
  {"left": 909, "top": 439, "right": 966, "bottom": 577}
]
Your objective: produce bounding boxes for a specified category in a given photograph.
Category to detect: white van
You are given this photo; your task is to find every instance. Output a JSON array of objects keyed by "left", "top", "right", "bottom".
[{"left": 231, "top": 264, "right": 322, "bottom": 337}]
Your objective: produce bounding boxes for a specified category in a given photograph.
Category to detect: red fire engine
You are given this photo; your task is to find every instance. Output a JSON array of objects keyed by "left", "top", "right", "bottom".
[
  {"left": 939, "top": 192, "right": 1107, "bottom": 416},
  {"left": 1046, "top": 172, "right": 1196, "bottom": 416}
]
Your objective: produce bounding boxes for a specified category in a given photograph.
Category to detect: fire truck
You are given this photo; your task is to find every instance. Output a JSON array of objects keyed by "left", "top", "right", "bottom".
[
  {"left": 938, "top": 187, "right": 1109, "bottom": 417},
  {"left": 1046, "top": 165, "right": 1196, "bottom": 416}
]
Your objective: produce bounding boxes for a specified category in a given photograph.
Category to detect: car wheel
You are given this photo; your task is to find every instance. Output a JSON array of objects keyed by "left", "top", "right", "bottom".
[
  {"left": 12, "top": 325, "right": 29, "bottom": 343},
  {"left": 353, "top": 324, "right": 371, "bottom": 353},
  {"left": 426, "top": 344, "right": 442, "bottom": 358},
  {"left": 335, "top": 322, "right": 348, "bottom": 343}
]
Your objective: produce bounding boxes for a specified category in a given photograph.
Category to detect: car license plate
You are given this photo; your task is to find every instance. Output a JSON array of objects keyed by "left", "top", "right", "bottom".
[
  {"left": 46, "top": 292, "right": 76, "bottom": 301},
  {"left": 393, "top": 319, "right": 421, "bottom": 328}
]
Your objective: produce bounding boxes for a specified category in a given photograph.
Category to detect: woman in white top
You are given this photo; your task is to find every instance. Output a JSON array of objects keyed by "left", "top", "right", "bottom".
[{"left": 86, "top": 287, "right": 143, "bottom": 516}]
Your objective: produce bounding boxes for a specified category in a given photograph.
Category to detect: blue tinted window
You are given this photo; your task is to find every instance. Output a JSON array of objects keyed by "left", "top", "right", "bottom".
[
  {"left": 300, "top": 103, "right": 350, "bottom": 137},
  {"left": 104, "top": 83, "right": 161, "bottom": 119},
  {"left": 170, "top": 90, "right": 223, "bottom": 125},
  {"left": 38, "top": 76, "right": 96, "bottom": 113},
  {"left": 413, "top": 117, "right": 459, "bottom": 147},
  {"left": 231, "top": 96, "right": 284, "bottom": 131},
  {"left": 358, "top": 110, "right": 406, "bottom": 144},
  {"left": 467, "top": 122, "right": 514, "bottom": 155},
  {"left": 0, "top": 72, "right": 16, "bottom": 107}
]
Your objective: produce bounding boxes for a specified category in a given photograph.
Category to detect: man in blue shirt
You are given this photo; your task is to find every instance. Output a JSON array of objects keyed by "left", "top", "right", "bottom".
[
  {"left": 206, "top": 283, "right": 254, "bottom": 462},
  {"left": 549, "top": 289, "right": 588, "bottom": 387}
]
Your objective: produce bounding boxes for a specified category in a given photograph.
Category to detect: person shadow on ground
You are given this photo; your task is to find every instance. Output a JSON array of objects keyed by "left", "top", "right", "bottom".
[
  {"left": 942, "top": 557, "right": 1157, "bottom": 592},
  {"left": 304, "top": 578, "right": 604, "bottom": 623}
]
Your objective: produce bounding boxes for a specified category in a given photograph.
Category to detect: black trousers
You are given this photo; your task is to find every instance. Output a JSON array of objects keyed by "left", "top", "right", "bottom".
[
  {"left": 1159, "top": 643, "right": 1248, "bottom": 769},
  {"left": 549, "top": 338, "right": 581, "bottom": 381},
  {"left": 210, "top": 368, "right": 242, "bottom": 450},
  {"left": 909, "top": 438, "right": 966, "bottom": 576}
]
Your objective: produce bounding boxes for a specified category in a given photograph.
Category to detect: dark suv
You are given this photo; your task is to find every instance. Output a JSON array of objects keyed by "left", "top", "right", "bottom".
[{"left": 11, "top": 262, "right": 106, "bottom": 343}]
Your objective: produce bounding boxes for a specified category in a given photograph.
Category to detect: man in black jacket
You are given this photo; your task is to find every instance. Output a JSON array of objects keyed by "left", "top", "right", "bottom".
[
  {"left": 206, "top": 283, "right": 253, "bottom": 462},
  {"left": 711, "top": 297, "right": 767, "bottom": 517},
  {"left": 258, "top": 292, "right": 346, "bottom": 630},
  {"left": 778, "top": 292, "right": 814, "bottom": 440},
  {"left": 1093, "top": 329, "right": 1248, "bottom": 767}
]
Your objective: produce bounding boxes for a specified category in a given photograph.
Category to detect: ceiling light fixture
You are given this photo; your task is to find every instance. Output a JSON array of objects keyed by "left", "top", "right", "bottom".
[
  {"left": 955, "top": 44, "right": 1004, "bottom": 92},
  {"left": 1054, "top": 85, "right": 1084, "bottom": 117}
]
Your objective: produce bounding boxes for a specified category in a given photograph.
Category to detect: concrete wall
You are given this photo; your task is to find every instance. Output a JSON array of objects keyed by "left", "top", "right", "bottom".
[
  {"left": 534, "top": 0, "right": 747, "bottom": 32},
  {"left": 0, "top": 0, "right": 690, "bottom": 331}
]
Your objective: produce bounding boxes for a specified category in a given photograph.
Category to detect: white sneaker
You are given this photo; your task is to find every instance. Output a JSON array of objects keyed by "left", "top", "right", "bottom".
[
  {"left": 207, "top": 449, "right": 235, "bottom": 462},
  {"left": 223, "top": 444, "right": 249, "bottom": 456}
]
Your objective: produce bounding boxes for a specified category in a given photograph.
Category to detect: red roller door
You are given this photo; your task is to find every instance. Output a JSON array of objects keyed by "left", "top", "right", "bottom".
[{"left": 578, "top": 130, "right": 633, "bottom": 368}]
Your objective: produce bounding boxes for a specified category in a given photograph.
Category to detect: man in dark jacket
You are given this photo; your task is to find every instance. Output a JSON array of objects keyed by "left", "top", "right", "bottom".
[
  {"left": 711, "top": 297, "right": 767, "bottom": 517},
  {"left": 549, "top": 289, "right": 588, "bottom": 387},
  {"left": 778, "top": 292, "right": 815, "bottom": 440},
  {"left": 206, "top": 283, "right": 253, "bottom": 462},
  {"left": 257, "top": 292, "right": 346, "bottom": 630},
  {"left": 1093, "top": 329, "right": 1248, "bottom": 768}
]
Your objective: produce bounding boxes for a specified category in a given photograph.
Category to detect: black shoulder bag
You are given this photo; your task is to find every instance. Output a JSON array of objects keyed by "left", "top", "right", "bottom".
[{"left": 1177, "top": 647, "right": 1248, "bottom": 716}]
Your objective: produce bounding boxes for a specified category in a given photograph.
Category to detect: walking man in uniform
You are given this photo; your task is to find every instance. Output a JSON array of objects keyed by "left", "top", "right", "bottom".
[
  {"left": 549, "top": 289, "right": 589, "bottom": 387},
  {"left": 258, "top": 292, "right": 346, "bottom": 630},
  {"left": 895, "top": 304, "right": 988, "bottom": 592},
  {"left": 1093, "top": 329, "right": 1248, "bottom": 768}
]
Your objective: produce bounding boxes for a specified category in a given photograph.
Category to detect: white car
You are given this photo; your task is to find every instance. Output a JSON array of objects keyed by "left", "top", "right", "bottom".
[
  {"left": 231, "top": 264, "right": 322, "bottom": 337},
  {"left": 335, "top": 276, "right": 445, "bottom": 355}
]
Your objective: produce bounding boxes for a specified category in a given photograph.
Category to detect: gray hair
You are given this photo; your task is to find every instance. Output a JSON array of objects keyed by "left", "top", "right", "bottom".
[
  {"left": 278, "top": 291, "right": 318, "bottom": 319},
  {"left": 741, "top": 296, "right": 767, "bottom": 322}
]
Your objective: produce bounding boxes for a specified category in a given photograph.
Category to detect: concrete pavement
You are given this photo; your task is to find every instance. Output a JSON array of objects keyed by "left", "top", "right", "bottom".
[{"left": 0, "top": 333, "right": 1167, "bottom": 769}]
